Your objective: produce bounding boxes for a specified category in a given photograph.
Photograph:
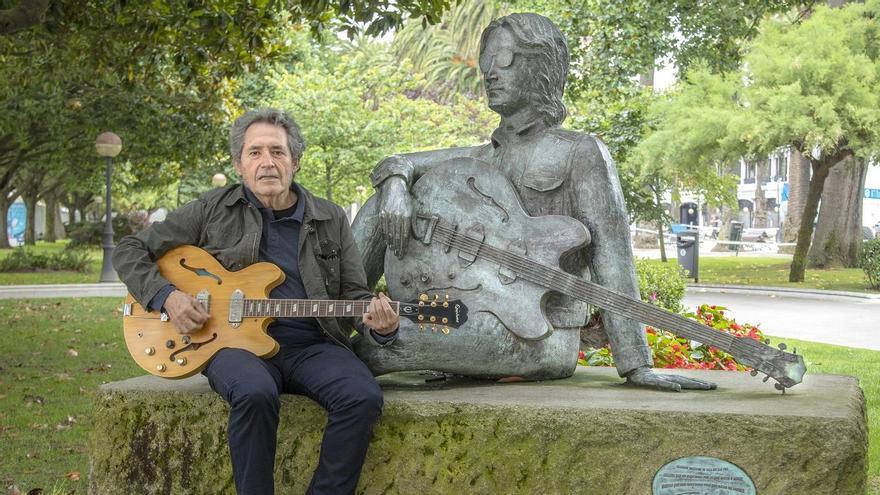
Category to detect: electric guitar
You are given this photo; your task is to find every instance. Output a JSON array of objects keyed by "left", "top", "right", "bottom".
[{"left": 122, "top": 245, "right": 468, "bottom": 379}]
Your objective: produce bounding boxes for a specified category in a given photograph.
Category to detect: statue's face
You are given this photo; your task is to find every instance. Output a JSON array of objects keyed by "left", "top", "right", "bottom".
[{"left": 480, "top": 27, "right": 532, "bottom": 117}]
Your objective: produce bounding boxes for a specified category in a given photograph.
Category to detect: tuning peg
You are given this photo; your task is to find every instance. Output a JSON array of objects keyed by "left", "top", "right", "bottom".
[
  {"left": 750, "top": 370, "right": 758, "bottom": 377},
  {"left": 443, "top": 294, "right": 449, "bottom": 308},
  {"left": 764, "top": 338, "right": 771, "bottom": 345},
  {"left": 431, "top": 325, "right": 437, "bottom": 332},
  {"left": 777, "top": 343, "right": 787, "bottom": 351},
  {"left": 441, "top": 327, "right": 450, "bottom": 335},
  {"left": 433, "top": 294, "right": 440, "bottom": 301},
  {"left": 419, "top": 293, "right": 429, "bottom": 302},
  {"left": 419, "top": 324, "right": 425, "bottom": 332},
  {"left": 793, "top": 347, "right": 797, "bottom": 355},
  {"left": 762, "top": 375, "right": 770, "bottom": 383}
]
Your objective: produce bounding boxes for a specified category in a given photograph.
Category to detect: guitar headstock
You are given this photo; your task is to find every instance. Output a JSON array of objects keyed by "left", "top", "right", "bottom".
[
  {"left": 399, "top": 294, "right": 469, "bottom": 334},
  {"left": 733, "top": 336, "right": 806, "bottom": 391}
]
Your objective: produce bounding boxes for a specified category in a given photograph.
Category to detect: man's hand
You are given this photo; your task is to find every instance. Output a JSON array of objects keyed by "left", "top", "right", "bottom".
[
  {"left": 625, "top": 366, "right": 717, "bottom": 392},
  {"left": 363, "top": 293, "right": 400, "bottom": 335},
  {"left": 163, "top": 290, "right": 210, "bottom": 334},
  {"left": 378, "top": 176, "right": 412, "bottom": 258}
]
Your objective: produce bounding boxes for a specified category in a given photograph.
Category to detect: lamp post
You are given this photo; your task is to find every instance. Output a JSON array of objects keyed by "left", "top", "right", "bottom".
[{"left": 95, "top": 132, "right": 122, "bottom": 282}]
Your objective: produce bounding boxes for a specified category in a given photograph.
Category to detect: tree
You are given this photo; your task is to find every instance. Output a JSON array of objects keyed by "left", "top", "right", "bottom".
[
  {"left": 262, "top": 38, "right": 497, "bottom": 207},
  {"left": 392, "top": 0, "right": 508, "bottom": 102},
  {"left": 632, "top": 1, "right": 880, "bottom": 282}
]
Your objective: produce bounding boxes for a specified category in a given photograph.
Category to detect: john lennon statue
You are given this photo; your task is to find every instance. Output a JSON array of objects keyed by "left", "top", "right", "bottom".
[{"left": 351, "top": 13, "right": 715, "bottom": 392}]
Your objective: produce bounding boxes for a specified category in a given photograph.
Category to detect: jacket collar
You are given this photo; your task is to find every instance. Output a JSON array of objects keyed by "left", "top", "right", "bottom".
[{"left": 223, "top": 183, "right": 332, "bottom": 221}]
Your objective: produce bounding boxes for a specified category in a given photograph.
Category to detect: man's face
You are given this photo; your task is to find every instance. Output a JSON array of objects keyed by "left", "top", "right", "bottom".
[
  {"left": 480, "top": 27, "right": 532, "bottom": 117},
  {"left": 234, "top": 122, "right": 297, "bottom": 202}
]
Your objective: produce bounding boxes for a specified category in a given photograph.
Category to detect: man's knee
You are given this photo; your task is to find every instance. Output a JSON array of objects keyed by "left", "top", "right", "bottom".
[
  {"left": 335, "top": 379, "right": 384, "bottom": 419},
  {"left": 233, "top": 383, "right": 280, "bottom": 414}
]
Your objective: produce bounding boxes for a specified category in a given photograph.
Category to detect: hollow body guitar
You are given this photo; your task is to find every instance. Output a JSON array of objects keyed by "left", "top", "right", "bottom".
[
  {"left": 388, "top": 158, "right": 806, "bottom": 390},
  {"left": 122, "top": 245, "right": 468, "bottom": 379}
]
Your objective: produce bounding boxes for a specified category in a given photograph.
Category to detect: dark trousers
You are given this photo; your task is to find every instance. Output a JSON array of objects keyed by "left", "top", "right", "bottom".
[{"left": 202, "top": 343, "right": 384, "bottom": 495}]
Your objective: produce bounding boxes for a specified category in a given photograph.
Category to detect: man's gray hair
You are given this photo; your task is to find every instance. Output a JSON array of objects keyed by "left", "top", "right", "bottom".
[
  {"left": 479, "top": 13, "right": 569, "bottom": 127},
  {"left": 230, "top": 108, "right": 306, "bottom": 163}
]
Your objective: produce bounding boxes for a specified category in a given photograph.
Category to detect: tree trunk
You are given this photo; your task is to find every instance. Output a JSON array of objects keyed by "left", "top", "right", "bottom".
[
  {"left": 807, "top": 156, "right": 867, "bottom": 268},
  {"left": 44, "top": 193, "right": 58, "bottom": 243},
  {"left": 0, "top": 193, "right": 11, "bottom": 249},
  {"left": 652, "top": 182, "right": 667, "bottom": 262},
  {"left": 782, "top": 147, "right": 811, "bottom": 247},
  {"left": 789, "top": 151, "right": 848, "bottom": 282},
  {"left": 753, "top": 157, "right": 769, "bottom": 227},
  {"left": 54, "top": 200, "right": 66, "bottom": 240},
  {"left": 325, "top": 167, "right": 333, "bottom": 203},
  {"left": 23, "top": 194, "right": 37, "bottom": 245}
]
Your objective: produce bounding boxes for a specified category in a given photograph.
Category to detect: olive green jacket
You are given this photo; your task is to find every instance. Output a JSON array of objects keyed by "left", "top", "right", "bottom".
[{"left": 112, "top": 183, "right": 378, "bottom": 350}]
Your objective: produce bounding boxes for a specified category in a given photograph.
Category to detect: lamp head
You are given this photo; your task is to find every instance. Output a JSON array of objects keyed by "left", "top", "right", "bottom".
[{"left": 95, "top": 132, "right": 122, "bottom": 157}]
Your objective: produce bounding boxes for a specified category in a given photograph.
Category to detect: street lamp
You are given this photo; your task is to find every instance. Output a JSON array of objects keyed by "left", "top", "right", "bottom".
[
  {"left": 95, "top": 132, "right": 122, "bottom": 283},
  {"left": 212, "top": 173, "right": 227, "bottom": 188}
]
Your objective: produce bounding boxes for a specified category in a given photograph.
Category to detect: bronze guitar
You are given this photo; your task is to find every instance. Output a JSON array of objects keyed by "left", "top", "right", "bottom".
[
  {"left": 387, "top": 158, "right": 806, "bottom": 390},
  {"left": 122, "top": 245, "right": 468, "bottom": 379}
]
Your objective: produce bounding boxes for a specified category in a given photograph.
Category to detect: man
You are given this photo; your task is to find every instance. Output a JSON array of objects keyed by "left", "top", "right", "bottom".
[
  {"left": 352, "top": 13, "right": 714, "bottom": 392},
  {"left": 113, "top": 108, "right": 399, "bottom": 495}
]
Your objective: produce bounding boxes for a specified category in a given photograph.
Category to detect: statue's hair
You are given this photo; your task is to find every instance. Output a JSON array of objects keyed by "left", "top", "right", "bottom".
[
  {"left": 229, "top": 108, "right": 306, "bottom": 163},
  {"left": 479, "top": 13, "right": 569, "bottom": 127}
]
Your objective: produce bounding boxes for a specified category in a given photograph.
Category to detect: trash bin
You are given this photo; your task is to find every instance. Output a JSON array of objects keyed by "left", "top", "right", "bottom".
[
  {"left": 728, "top": 221, "right": 743, "bottom": 252},
  {"left": 676, "top": 231, "right": 699, "bottom": 282}
]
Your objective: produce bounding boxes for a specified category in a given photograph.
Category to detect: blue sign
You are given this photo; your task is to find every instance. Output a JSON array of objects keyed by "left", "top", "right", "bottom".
[
  {"left": 865, "top": 188, "right": 880, "bottom": 200},
  {"left": 7, "top": 202, "right": 25, "bottom": 246}
]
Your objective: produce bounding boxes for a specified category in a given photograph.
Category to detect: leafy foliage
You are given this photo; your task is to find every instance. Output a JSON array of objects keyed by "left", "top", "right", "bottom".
[
  {"left": 0, "top": 246, "right": 91, "bottom": 272},
  {"left": 579, "top": 304, "right": 767, "bottom": 371},
  {"left": 261, "top": 38, "right": 497, "bottom": 206},
  {"left": 634, "top": 257, "right": 688, "bottom": 313},
  {"left": 860, "top": 239, "right": 880, "bottom": 289}
]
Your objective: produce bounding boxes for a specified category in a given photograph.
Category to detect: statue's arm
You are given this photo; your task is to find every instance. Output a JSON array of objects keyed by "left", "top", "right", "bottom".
[
  {"left": 570, "top": 136, "right": 716, "bottom": 392},
  {"left": 569, "top": 136, "right": 653, "bottom": 377},
  {"left": 367, "top": 146, "right": 483, "bottom": 259}
]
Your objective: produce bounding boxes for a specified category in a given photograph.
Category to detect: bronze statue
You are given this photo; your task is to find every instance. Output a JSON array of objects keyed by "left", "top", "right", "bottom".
[{"left": 352, "top": 13, "right": 716, "bottom": 391}]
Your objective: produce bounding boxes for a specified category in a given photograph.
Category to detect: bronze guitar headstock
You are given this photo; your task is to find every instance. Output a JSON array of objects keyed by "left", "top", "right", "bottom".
[{"left": 733, "top": 336, "right": 806, "bottom": 392}]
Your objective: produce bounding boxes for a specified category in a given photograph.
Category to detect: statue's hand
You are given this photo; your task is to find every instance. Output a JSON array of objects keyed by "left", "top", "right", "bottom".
[
  {"left": 379, "top": 176, "right": 413, "bottom": 258},
  {"left": 625, "top": 366, "right": 717, "bottom": 392}
]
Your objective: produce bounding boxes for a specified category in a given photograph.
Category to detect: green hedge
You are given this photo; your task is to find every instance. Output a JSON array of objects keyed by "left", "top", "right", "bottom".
[
  {"left": 634, "top": 258, "right": 688, "bottom": 313},
  {"left": 860, "top": 239, "right": 880, "bottom": 289}
]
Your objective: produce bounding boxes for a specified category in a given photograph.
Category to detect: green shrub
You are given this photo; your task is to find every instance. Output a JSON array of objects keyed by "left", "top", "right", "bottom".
[
  {"left": 0, "top": 247, "right": 93, "bottom": 273},
  {"left": 861, "top": 239, "right": 880, "bottom": 289},
  {"left": 634, "top": 258, "right": 688, "bottom": 313},
  {"left": 66, "top": 216, "right": 136, "bottom": 247}
]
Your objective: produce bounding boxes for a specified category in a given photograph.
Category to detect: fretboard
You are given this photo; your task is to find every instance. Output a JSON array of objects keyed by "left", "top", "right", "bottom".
[{"left": 243, "top": 299, "right": 398, "bottom": 319}]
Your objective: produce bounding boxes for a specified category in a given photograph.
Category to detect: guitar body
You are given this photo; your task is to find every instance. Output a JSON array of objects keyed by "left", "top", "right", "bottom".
[
  {"left": 385, "top": 158, "right": 590, "bottom": 340},
  {"left": 122, "top": 245, "right": 283, "bottom": 379}
]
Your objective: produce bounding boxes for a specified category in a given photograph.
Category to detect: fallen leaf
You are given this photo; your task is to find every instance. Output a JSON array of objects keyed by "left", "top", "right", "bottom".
[
  {"left": 66, "top": 349, "right": 78, "bottom": 357},
  {"left": 25, "top": 452, "right": 37, "bottom": 459},
  {"left": 55, "top": 373, "right": 72, "bottom": 381},
  {"left": 65, "top": 472, "right": 80, "bottom": 481}
]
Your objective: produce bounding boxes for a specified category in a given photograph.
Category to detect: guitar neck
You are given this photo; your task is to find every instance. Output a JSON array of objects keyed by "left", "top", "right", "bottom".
[{"left": 243, "top": 299, "right": 398, "bottom": 319}]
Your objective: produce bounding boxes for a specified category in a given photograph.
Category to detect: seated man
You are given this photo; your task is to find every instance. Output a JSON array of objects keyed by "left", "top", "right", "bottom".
[
  {"left": 113, "top": 108, "right": 400, "bottom": 495},
  {"left": 352, "top": 13, "right": 714, "bottom": 392}
]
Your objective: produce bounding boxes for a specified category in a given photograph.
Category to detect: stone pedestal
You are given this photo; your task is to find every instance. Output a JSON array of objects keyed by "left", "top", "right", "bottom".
[{"left": 88, "top": 368, "right": 867, "bottom": 495}]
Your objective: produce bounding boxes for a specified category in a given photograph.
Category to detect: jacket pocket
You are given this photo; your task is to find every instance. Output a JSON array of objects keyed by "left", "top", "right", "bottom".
[{"left": 315, "top": 239, "right": 342, "bottom": 298}]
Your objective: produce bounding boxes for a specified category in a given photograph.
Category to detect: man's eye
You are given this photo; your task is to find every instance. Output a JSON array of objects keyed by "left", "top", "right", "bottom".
[{"left": 272, "top": 150, "right": 285, "bottom": 156}]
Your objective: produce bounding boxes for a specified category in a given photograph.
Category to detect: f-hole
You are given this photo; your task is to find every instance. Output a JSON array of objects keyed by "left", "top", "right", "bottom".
[{"left": 180, "top": 258, "right": 222, "bottom": 285}]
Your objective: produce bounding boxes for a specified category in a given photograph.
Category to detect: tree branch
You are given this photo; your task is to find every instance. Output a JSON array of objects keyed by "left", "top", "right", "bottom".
[{"left": 0, "top": 0, "right": 50, "bottom": 35}]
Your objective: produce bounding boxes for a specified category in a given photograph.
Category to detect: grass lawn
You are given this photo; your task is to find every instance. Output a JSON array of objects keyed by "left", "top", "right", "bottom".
[
  {"left": 0, "top": 298, "right": 877, "bottom": 494},
  {"left": 647, "top": 256, "right": 878, "bottom": 294},
  {"left": 0, "top": 242, "right": 102, "bottom": 285}
]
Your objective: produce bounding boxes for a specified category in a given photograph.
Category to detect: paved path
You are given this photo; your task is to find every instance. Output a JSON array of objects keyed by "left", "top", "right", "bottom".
[
  {"left": 684, "top": 287, "right": 880, "bottom": 351},
  {"left": 0, "top": 282, "right": 877, "bottom": 351}
]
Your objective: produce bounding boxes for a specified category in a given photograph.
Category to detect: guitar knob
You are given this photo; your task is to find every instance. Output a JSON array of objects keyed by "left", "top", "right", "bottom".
[
  {"left": 400, "top": 275, "right": 411, "bottom": 287},
  {"left": 176, "top": 357, "right": 187, "bottom": 366},
  {"left": 156, "top": 364, "right": 166, "bottom": 372},
  {"left": 420, "top": 274, "right": 431, "bottom": 284},
  {"left": 165, "top": 340, "right": 176, "bottom": 349},
  {"left": 182, "top": 335, "right": 191, "bottom": 344},
  {"left": 144, "top": 347, "right": 155, "bottom": 356},
  {"left": 447, "top": 271, "right": 455, "bottom": 280}
]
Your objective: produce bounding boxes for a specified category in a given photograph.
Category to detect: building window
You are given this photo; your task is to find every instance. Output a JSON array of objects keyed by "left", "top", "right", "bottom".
[
  {"left": 743, "top": 161, "right": 756, "bottom": 184},
  {"left": 775, "top": 151, "right": 788, "bottom": 181}
]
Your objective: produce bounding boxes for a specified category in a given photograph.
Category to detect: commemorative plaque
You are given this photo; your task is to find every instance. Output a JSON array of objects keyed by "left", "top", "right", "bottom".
[{"left": 652, "top": 456, "right": 756, "bottom": 495}]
